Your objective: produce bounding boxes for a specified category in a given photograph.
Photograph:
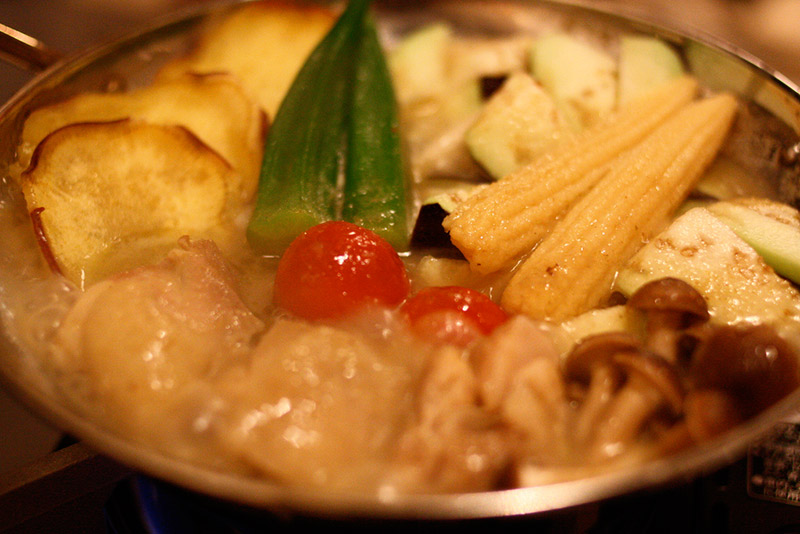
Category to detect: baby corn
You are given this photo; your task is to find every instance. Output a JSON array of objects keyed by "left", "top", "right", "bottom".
[
  {"left": 443, "top": 76, "right": 698, "bottom": 274},
  {"left": 501, "top": 93, "right": 738, "bottom": 321}
]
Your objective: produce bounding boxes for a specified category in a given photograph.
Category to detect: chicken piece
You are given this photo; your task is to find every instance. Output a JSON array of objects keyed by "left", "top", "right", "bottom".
[
  {"left": 471, "top": 316, "right": 572, "bottom": 465},
  {"left": 388, "top": 345, "right": 512, "bottom": 493},
  {"left": 53, "top": 237, "right": 264, "bottom": 447},
  {"left": 210, "top": 314, "right": 427, "bottom": 492}
]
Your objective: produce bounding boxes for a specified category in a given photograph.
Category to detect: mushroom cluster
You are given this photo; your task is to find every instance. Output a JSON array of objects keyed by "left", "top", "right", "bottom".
[
  {"left": 563, "top": 277, "right": 800, "bottom": 463},
  {"left": 397, "top": 277, "right": 800, "bottom": 489}
]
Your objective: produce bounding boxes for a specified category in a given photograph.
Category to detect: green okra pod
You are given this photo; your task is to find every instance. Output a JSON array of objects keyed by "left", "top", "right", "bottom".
[
  {"left": 342, "top": 13, "right": 409, "bottom": 251},
  {"left": 247, "top": 0, "right": 371, "bottom": 255}
]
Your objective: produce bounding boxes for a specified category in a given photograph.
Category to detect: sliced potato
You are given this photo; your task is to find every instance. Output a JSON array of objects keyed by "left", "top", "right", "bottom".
[
  {"left": 156, "top": 2, "right": 336, "bottom": 118},
  {"left": 21, "top": 120, "right": 234, "bottom": 286},
  {"left": 18, "top": 73, "right": 265, "bottom": 204}
]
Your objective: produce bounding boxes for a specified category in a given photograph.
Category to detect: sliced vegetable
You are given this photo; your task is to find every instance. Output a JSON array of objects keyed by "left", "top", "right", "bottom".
[
  {"left": 389, "top": 23, "right": 453, "bottom": 104},
  {"left": 557, "top": 305, "right": 644, "bottom": 355},
  {"left": 411, "top": 201, "right": 452, "bottom": 249},
  {"left": 693, "top": 157, "right": 777, "bottom": 200},
  {"left": 615, "top": 207, "right": 800, "bottom": 326},
  {"left": 411, "top": 185, "right": 483, "bottom": 249},
  {"left": 273, "top": 221, "right": 410, "bottom": 320},
  {"left": 501, "top": 93, "right": 738, "bottom": 320},
  {"left": 17, "top": 73, "right": 265, "bottom": 204},
  {"left": 444, "top": 76, "right": 699, "bottom": 274},
  {"left": 156, "top": 2, "right": 336, "bottom": 118},
  {"left": 401, "top": 286, "right": 508, "bottom": 347},
  {"left": 342, "top": 14, "right": 408, "bottom": 250},
  {"left": 531, "top": 33, "right": 617, "bottom": 129},
  {"left": 465, "top": 71, "right": 571, "bottom": 179},
  {"left": 618, "top": 36, "right": 684, "bottom": 106},
  {"left": 412, "top": 255, "right": 485, "bottom": 290},
  {"left": 707, "top": 198, "right": 800, "bottom": 284},
  {"left": 247, "top": 0, "right": 371, "bottom": 255},
  {"left": 20, "top": 120, "right": 233, "bottom": 286}
]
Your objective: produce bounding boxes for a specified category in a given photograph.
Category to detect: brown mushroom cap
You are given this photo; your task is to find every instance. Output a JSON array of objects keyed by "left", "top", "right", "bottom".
[
  {"left": 690, "top": 323, "right": 800, "bottom": 416},
  {"left": 564, "top": 331, "right": 642, "bottom": 384},
  {"left": 684, "top": 388, "right": 743, "bottom": 442},
  {"left": 627, "top": 277, "right": 710, "bottom": 327}
]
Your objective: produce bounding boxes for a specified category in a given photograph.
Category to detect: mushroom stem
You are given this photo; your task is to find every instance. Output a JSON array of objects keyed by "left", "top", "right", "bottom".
[
  {"left": 644, "top": 312, "right": 682, "bottom": 363},
  {"left": 589, "top": 379, "right": 663, "bottom": 460},
  {"left": 627, "top": 278, "right": 710, "bottom": 364},
  {"left": 574, "top": 364, "right": 619, "bottom": 446}
]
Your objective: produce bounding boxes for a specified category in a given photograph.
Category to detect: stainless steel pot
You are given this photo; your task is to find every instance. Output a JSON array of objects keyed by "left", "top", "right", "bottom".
[{"left": 0, "top": 0, "right": 799, "bottom": 520}]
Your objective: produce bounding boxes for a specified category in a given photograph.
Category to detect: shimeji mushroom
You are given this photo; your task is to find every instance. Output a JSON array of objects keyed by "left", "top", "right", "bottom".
[
  {"left": 587, "top": 350, "right": 684, "bottom": 461},
  {"left": 682, "top": 388, "right": 743, "bottom": 442},
  {"left": 627, "top": 277, "right": 710, "bottom": 364},
  {"left": 689, "top": 323, "right": 800, "bottom": 419},
  {"left": 563, "top": 332, "right": 642, "bottom": 447}
]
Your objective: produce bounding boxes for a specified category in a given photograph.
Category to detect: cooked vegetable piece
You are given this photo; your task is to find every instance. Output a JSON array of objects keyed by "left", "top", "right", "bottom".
[
  {"left": 615, "top": 207, "right": 800, "bottom": 326},
  {"left": 618, "top": 36, "right": 684, "bottom": 105},
  {"left": 557, "top": 305, "right": 644, "bottom": 354},
  {"left": 465, "top": 72, "right": 571, "bottom": 179},
  {"left": 693, "top": 157, "right": 777, "bottom": 200},
  {"left": 531, "top": 33, "right": 617, "bottom": 129},
  {"left": 403, "top": 84, "right": 483, "bottom": 182},
  {"left": 501, "top": 93, "right": 738, "bottom": 320},
  {"left": 411, "top": 185, "right": 483, "bottom": 249},
  {"left": 411, "top": 202, "right": 453, "bottom": 249},
  {"left": 156, "top": 2, "right": 336, "bottom": 118},
  {"left": 444, "top": 76, "right": 699, "bottom": 274},
  {"left": 342, "top": 14, "right": 408, "bottom": 250},
  {"left": 20, "top": 120, "right": 233, "bottom": 286},
  {"left": 412, "top": 255, "right": 486, "bottom": 290},
  {"left": 401, "top": 286, "right": 508, "bottom": 347},
  {"left": 707, "top": 198, "right": 800, "bottom": 284},
  {"left": 449, "top": 35, "right": 533, "bottom": 88},
  {"left": 273, "top": 221, "right": 410, "bottom": 320},
  {"left": 247, "top": 0, "right": 371, "bottom": 255},
  {"left": 389, "top": 23, "right": 452, "bottom": 104},
  {"left": 17, "top": 73, "right": 265, "bottom": 204},
  {"left": 391, "top": 25, "right": 485, "bottom": 183}
]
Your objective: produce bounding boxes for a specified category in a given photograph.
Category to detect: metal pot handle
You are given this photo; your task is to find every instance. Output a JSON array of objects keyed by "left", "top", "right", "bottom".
[{"left": 0, "top": 23, "right": 61, "bottom": 71}]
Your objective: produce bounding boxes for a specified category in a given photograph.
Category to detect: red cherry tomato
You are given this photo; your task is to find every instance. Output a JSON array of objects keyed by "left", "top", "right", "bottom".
[
  {"left": 273, "top": 221, "right": 410, "bottom": 320},
  {"left": 401, "top": 286, "right": 508, "bottom": 347}
]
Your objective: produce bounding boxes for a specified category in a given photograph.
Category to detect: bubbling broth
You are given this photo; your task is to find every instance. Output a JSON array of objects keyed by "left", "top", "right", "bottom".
[{"left": 1, "top": 0, "right": 800, "bottom": 496}]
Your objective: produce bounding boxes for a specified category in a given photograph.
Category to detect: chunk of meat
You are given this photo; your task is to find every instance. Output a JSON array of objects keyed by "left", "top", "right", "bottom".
[
  {"left": 388, "top": 346, "right": 513, "bottom": 493},
  {"left": 209, "top": 315, "right": 427, "bottom": 492},
  {"left": 471, "top": 316, "right": 572, "bottom": 470},
  {"left": 470, "top": 315, "right": 562, "bottom": 410},
  {"left": 53, "top": 237, "right": 264, "bottom": 445}
]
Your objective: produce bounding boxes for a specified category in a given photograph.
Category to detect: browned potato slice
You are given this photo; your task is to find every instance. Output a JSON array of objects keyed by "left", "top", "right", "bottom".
[
  {"left": 21, "top": 120, "right": 234, "bottom": 286},
  {"left": 156, "top": 2, "right": 336, "bottom": 118},
  {"left": 17, "top": 73, "right": 265, "bottom": 204}
]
